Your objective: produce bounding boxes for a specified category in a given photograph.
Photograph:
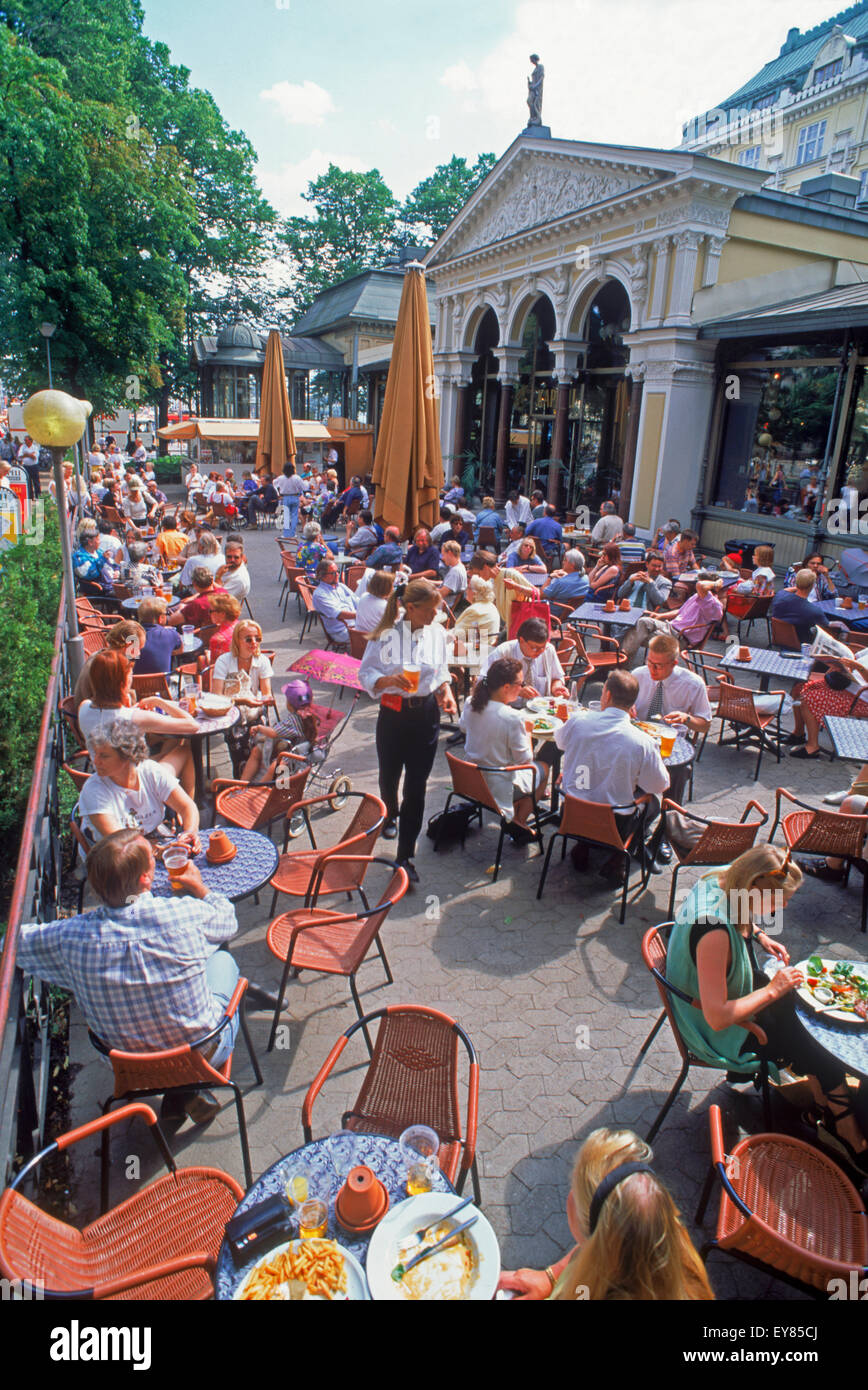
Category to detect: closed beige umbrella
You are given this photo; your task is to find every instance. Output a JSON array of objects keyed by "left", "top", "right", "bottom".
[
  {"left": 255, "top": 329, "right": 296, "bottom": 476},
  {"left": 372, "top": 263, "right": 443, "bottom": 536}
]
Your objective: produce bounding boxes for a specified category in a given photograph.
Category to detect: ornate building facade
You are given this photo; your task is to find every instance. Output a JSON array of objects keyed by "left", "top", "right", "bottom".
[{"left": 426, "top": 130, "right": 868, "bottom": 566}]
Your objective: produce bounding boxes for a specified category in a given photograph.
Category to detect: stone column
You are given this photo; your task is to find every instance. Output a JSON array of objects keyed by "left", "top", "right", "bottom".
[
  {"left": 492, "top": 346, "right": 524, "bottom": 506},
  {"left": 701, "top": 235, "right": 728, "bottom": 289},
  {"left": 545, "top": 339, "right": 585, "bottom": 506},
  {"left": 668, "top": 230, "right": 704, "bottom": 326},
  {"left": 494, "top": 379, "right": 517, "bottom": 506},
  {"left": 646, "top": 237, "right": 672, "bottom": 326},
  {"left": 453, "top": 382, "right": 470, "bottom": 461},
  {"left": 620, "top": 364, "right": 645, "bottom": 521}
]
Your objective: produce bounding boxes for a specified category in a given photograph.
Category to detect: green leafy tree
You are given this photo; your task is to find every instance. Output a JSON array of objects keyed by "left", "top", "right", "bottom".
[
  {"left": 279, "top": 165, "right": 400, "bottom": 318},
  {"left": 0, "top": 1, "right": 277, "bottom": 416},
  {"left": 400, "top": 153, "right": 497, "bottom": 243}
]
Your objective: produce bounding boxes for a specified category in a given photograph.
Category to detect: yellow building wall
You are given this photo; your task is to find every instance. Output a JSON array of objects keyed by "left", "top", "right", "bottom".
[
  {"left": 633, "top": 393, "right": 666, "bottom": 530},
  {"left": 717, "top": 239, "right": 820, "bottom": 284}
]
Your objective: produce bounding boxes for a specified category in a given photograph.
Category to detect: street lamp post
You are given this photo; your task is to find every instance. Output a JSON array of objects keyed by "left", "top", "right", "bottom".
[
  {"left": 21, "top": 390, "right": 93, "bottom": 682},
  {"left": 39, "top": 322, "right": 56, "bottom": 389}
]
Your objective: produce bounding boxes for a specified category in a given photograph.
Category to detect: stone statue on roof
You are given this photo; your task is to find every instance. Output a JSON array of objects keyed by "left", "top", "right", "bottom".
[{"left": 527, "top": 54, "right": 544, "bottom": 126}]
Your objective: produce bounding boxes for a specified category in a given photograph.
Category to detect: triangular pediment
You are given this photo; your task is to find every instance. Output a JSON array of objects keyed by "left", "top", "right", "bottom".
[{"left": 425, "top": 137, "right": 759, "bottom": 267}]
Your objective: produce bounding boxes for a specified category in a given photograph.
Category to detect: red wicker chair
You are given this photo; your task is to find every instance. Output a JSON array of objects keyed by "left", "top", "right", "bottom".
[
  {"left": 213, "top": 754, "right": 312, "bottom": 846},
  {"left": 0, "top": 1103, "right": 242, "bottom": 1300},
  {"left": 59, "top": 695, "right": 84, "bottom": 752},
  {"left": 706, "top": 666, "right": 785, "bottom": 781},
  {"left": 302, "top": 1005, "right": 481, "bottom": 1204},
  {"left": 268, "top": 791, "right": 386, "bottom": 914},
  {"left": 537, "top": 793, "right": 652, "bottom": 923},
  {"left": 633, "top": 923, "right": 771, "bottom": 1141},
  {"left": 296, "top": 580, "right": 323, "bottom": 642},
  {"left": 770, "top": 616, "right": 802, "bottom": 652},
  {"left": 726, "top": 590, "right": 772, "bottom": 645},
  {"left": 440, "top": 751, "right": 544, "bottom": 882},
  {"left": 279, "top": 555, "right": 305, "bottom": 620},
  {"left": 662, "top": 796, "right": 769, "bottom": 916},
  {"left": 695, "top": 1104, "right": 868, "bottom": 1297},
  {"left": 768, "top": 786, "right": 868, "bottom": 932},
  {"left": 131, "top": 672, "right": 173, "bottom": 702},
  {"left": 265, "top": 857, "right": 409, "bottom": 1052},
  {"left": 80, "top": 626, "right": 109, "bottom": 658},
  {"left": 89, "top": 976, "right": 262, "bottom": 1207}
]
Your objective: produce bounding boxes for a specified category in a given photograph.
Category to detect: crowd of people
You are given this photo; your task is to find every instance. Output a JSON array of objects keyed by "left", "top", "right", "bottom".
[{"left": 15, "top": 457, "right": 868, "bottom": 1301}]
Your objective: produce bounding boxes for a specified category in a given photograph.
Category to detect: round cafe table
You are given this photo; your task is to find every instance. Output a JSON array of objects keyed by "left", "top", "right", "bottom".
[
  {"left": 120, "top": 594, "right": 181, "bottom": 613},
  {"left": 150, "top": 826, "right": 278, "bottom": 905},
  {"left": 215, "top": 1133, "right": 454, "bottom": 1299},
  {"left": 793, "top": 962, "right": 868, "bottom": 1083},
  {"left": 188, "top": 704, "right": 240, "bottom": 803}
]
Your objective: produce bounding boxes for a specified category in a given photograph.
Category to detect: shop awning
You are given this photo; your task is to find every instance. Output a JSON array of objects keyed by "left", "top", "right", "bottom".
[
  {"left": 697, "top": 280, "right": 868, "bottom": 339},
  {"left": 156, "top": 417, "right": 331, "bottom": 443}
]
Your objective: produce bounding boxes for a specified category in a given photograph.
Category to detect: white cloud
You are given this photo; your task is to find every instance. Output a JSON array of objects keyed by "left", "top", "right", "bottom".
[
  {"left": 440, "top": 60, "right": 478, "bottom": 93},
  {"left": 260, "top": 80, "right": 336, "bottom": 126},
  {"left": 257, "top": 148, "right": 368, "bottom": 217}
]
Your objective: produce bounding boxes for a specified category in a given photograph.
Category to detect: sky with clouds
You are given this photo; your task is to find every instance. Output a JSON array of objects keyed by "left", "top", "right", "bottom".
[{"left": 141, "top": 0, "right": 847, "bottom": 218}]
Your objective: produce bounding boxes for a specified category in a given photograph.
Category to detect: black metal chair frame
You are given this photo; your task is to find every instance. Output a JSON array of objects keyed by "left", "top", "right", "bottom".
[
  {"left": 634, "top": 922, "right": 771, "bottom": 1142},
  {"left": 89, "top": 991, "right": 262, "bottom": 1211},
  {"left": 536, "top": 797, "right": 651, "bottom": 924},
  {"left": 437, "top": 760, "right": 545, "bottom": 882}
]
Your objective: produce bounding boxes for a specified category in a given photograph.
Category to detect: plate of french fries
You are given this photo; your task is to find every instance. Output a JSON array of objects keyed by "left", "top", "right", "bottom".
[{"left": 234, "top": 1238, "right": 369, "bottom": 1301}]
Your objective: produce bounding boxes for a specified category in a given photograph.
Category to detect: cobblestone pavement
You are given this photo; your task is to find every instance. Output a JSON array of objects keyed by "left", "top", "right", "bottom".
[{"left": 66, "top": 514, "right": 864, "bottom": 1301}]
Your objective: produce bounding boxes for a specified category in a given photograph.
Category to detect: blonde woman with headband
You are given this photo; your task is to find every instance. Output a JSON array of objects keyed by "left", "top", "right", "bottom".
[
  {"left": 359, "top": 578, "right": 457, "bottom": 885},
  {"left": 668, "top": 845, "right": 868, "bottom": 1175},
  {"left": 498, "top": 1128, "right": 712, "bottom": 1300}
]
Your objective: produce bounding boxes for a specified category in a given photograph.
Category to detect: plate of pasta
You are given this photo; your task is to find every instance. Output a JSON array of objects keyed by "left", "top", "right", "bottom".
[{"left": 234, "top": 1238, "right": 369, "bottom": 1301}]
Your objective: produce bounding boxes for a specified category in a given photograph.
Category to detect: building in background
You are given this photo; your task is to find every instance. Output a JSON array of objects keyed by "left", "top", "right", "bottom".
[{"left": 681, "top": 3, "right": 868, "bottom": 201}]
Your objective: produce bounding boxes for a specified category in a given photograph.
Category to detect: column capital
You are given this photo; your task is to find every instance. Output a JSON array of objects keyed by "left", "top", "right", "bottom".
[
  {"left": 438, "top": 349, "right": 477, "bottom": 388},
  {"left": 492, "top": 345, "right": 524, "bottom": 383},
  {"left": 546, "top": 337, "right": 586, "bottom": 383}
]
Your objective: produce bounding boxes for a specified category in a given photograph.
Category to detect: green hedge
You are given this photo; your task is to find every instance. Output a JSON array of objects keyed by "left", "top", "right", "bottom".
[
  {"left": 154, "top": 455, "right": 183, "bottom": 484},
  {"left": 0, "top": 503, "right": 62, "bottom": 867}
]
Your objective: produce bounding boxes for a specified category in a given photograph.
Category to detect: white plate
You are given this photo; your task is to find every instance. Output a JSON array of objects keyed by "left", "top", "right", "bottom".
[
  {"left": 233, "top": 1239, "right": 369, "bottom": 1300},
  {"left": 366, "top": 1194, "right": 500, "bottom": 1301},
  {"left": 794, "top": 957, "right": 868, "bottom": 1027}
]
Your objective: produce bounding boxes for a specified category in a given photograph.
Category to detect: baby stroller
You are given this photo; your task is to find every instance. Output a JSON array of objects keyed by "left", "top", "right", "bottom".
[{"left": 276, "top": 653, "right": 365, "bottom": 836}]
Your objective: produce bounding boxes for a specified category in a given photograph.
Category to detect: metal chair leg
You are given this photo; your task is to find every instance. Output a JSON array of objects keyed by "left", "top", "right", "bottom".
[
  {"left": 536, "top": 834, "right": 557, "bottom": 898},
  {"left": 646, "top": 1060, "right": 690, "bottom": 1142},
  {"left": 374, "top": 932, "right": 393, "bottom": 985},
  {"left": 239, "top": 999, "right": 262, "bottom": 1085},
  {"left": 349, "top": 974, "right": 374, "bottom": 1056},
  {"left": 637, "top": 1010, "right": 666, "bottom": 1059},
  {"left": 229, "top": 1081, "right": 253, "bottom": 1188},
  {"left": 267, "top": 954, "right": 295, "bottom": 1052},
  {"left": 695, "top": 1164, "right": 718, "bottom": 1225}
]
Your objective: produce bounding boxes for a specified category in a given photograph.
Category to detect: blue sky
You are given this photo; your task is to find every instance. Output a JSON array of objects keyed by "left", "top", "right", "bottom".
[{"left": 140, "top": 0, "right": 846, "bottom": 216}]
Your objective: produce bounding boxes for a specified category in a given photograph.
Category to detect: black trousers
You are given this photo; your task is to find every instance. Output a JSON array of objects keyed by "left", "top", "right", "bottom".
[
  {"left": 746, "top": 969, "right": 864, "bottom": 1113},
  {"left": 375, "top": 696, "right": 440, "bottom": 862}
]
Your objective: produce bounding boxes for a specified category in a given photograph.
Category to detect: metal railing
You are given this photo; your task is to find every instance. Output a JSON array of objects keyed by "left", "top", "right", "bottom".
[{"left": 0, "top": 593, "right": 69, "bottom": 1185}]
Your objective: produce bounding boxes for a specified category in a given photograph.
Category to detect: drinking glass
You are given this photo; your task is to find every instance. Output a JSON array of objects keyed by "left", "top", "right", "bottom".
[
  {"left": 162, "top": 845, "right": 189, "bottom": 891},
  {"left": 399, "top": 1125, "right": 439, "bottom": 1196},
  {"left": 297, "top": 1198, "right": 328, "bottom": 1240},
  {"left": 326, "top": 1130, "right": 358, "bottom": 1192}
]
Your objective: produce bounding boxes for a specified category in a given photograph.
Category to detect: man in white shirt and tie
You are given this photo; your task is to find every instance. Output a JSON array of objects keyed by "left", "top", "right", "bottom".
[
  {"left": 554, "top": 668, "right": 669, "bottom": 879},
  {"left": 632, "top": 634, "right": 711, "bottom": 856}
]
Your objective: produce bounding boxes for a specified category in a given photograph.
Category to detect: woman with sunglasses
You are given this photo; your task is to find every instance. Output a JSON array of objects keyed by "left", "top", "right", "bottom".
[
  {"left": 212, "top": 620, "right": 273, "bottom": 775},
  {"left": 667, "top": 845, "right": 868, "bottom": 1176},
  {"left": 359, "top": 578, "right": 457, "bottom": 885}
]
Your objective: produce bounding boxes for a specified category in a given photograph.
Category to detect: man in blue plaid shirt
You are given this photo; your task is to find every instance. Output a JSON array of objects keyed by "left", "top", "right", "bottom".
[{"left": 18, "top": 830, "right": 242, "bottom": 1117}]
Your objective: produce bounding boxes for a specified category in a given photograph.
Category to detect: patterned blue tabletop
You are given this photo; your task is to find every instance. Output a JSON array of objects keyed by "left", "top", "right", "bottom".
[
  {"left": 215, "top": 1133, "right": 454, "bottom": 1299},
  {"left": 826, "top": 715, "right": 868, "bottom": 763},
  {"left": 151, "top": 827, "right": 278, "bottom": 903},
  {"left": 721, "top": 646, "right": 812, "bottom": 682},
  {"left": 191, "top": 705, "right": 241, "bottom": 737},
  {"left": 794, "top": 962, "right": 868, "bottom": 1081},
  {"left": 121, "top": 595, "right": 181, "bottom": 612},
  {"left": 568, "top": 602, "right": 645, "bottom": 627}
]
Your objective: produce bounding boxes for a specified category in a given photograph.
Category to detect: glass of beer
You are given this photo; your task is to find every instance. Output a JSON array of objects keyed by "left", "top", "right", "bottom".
[
  {"left": 297, "top": 1198, "right": 328, "bottom": 1240},
  {"left": 183, "top": 680, "right": 200, "bottom": 716},
  {"left": 162, "top": 845, "right": 189, "bottom": 891},
  {"left": 403, "top": 663, "right": 421, "bottom": 693},
  {"left": 658, "top": 729, "right": 676, "bottom": 759},
  {"left": 399, "top": 1124, "right": 439, "bottom": 1196}
]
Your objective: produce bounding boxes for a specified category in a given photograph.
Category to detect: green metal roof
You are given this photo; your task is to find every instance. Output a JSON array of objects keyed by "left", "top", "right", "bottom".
[
  {"left": 291, "top": 268, "right": 436, "bottom": 336},
  {"left": 712, "top": 2, "right": 868, "bottom": 111}
]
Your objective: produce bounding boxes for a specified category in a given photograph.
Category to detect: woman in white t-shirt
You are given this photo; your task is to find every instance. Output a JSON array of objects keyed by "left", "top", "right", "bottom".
[
  {"left": 438, "top": 540, "right": 467, "bottom": 609},
  {"left": 79, "top": 720, "right": 200, "bottom": 846},
  {"left": 212, "top": 620, "right": 274, "bottom": 772},
  {"left": 77, "top": 649, "right": 199, "bottom": 794},
  {"left": 459, "top": 656, "right": 545, "bottom": 843},
  {"left": 355, "top": 571, "right": 393, "bottom": 633}
]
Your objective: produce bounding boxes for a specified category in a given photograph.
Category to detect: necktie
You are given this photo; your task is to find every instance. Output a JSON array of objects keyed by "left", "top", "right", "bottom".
[{"left": 648, "top": 680, "right": 665, "bottom": 719}]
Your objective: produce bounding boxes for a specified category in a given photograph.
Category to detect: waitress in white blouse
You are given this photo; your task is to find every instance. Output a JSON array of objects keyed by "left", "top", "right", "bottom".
[{"left": 359, "top": 578, "right": 457, "bottom": 885}]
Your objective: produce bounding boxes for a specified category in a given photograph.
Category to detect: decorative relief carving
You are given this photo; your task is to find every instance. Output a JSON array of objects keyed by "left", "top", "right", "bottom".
[
  {"left": 454, "top": 161, "right": 646, "bottom": 254},
  {"left": 657, "top": 202, "right": 731, "bottom": 230}
]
